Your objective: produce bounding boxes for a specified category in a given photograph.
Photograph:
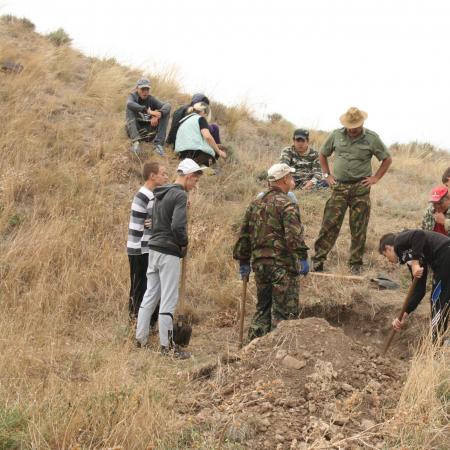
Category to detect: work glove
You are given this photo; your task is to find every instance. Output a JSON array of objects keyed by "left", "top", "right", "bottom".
[
  {"left": 299, "top": 259, "right": 310, "bottom": 275},
  {"left": 239, "top": 261, "right": 251, "bottom": 279}
]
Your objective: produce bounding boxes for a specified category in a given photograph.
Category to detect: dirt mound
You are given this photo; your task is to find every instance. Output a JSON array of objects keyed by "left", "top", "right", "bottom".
[{"left": 181, "top": 318, "right": 408, "bottom": 449}]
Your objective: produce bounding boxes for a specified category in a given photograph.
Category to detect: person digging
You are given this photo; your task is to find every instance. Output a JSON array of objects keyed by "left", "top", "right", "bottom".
[
  {"left": 379, "top": 230, "right": 450, "bottom": 344},
  {"left": 233, "top": 163, "right": 309, "bottom": 341}
]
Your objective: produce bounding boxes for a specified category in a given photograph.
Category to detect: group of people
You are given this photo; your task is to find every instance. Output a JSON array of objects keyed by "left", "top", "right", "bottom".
[
  {"left": 126, "top": 93, "right": 450, "bottom": 358},
  {"left": 125, "top": 78, "right": 227, "bottom": 165}
]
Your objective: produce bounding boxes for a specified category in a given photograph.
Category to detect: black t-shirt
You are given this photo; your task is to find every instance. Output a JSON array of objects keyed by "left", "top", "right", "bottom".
[{"left": 198, "top": 116, "right": 209, "bottom": 130}]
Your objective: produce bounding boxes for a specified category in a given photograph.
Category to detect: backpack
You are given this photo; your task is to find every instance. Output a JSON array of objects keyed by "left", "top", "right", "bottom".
[{"left": 166, "top": 105, "right": 189, "bottom": 146}]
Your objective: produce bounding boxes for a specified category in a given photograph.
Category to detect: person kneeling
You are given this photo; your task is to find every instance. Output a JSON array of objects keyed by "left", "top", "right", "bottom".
[{"left": 174, "top": 102, "right": 226, "bottom": 167}]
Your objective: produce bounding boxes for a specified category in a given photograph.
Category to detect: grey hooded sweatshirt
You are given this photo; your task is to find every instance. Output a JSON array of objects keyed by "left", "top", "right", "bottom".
[{"left": 148, "top": 184, "right": 188, "bottom": 257}]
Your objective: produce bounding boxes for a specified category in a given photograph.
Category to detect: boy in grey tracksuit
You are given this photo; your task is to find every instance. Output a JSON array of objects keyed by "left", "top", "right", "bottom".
[{"left": 136, "top": 159, "right": 204, "bottom": 358}]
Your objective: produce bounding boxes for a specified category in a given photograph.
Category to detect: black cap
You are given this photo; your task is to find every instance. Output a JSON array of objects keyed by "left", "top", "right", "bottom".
[
  {"left": 293, "top": 128, "right": 309, "bottom": 140},
  {"left": 191, "top": 93, "right": 210, "bottom": 105}
]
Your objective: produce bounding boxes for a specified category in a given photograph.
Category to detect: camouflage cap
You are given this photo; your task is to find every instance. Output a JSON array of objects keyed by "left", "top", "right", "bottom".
[
  {"left": 136, "top": 78, "right": 151, "bottom": 89},
  {"left": 267, "top": 163, "right": 295, "bottom": 181}
]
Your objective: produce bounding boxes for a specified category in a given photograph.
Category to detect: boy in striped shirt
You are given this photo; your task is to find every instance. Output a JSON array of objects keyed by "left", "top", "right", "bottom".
[{"left": 127, "top": 162, "right": 168, "bottom": 319}]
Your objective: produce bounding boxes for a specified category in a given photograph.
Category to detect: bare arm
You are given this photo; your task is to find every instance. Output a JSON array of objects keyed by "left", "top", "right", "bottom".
[
  {"left": 362, "top": 156, "right": 392, "bottom": 186},
  {"left": 201, "top": 128, "right": 226, "bottom": 158},
  {"left": 319, "top": 153, "right": 336, "bottom": 185}
]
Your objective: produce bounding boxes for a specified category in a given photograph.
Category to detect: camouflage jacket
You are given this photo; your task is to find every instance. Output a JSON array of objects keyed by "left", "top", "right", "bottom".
[
  {"left": 233, "top": 187, "right": 309, "bottom": 273},
  {"left": 421, "top": 204, "right": 450, "bottom": 235},
  {"left": 279, "top": 146, "right": 322, "bottom": 188}
]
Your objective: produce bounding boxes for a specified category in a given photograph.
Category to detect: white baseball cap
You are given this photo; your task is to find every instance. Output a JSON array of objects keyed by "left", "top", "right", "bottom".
[
  {"left": 177, "top": 158, "right": 206, "bottom": 175},
  {"left": 267, "top": 163, "right": 295, "bottom": 181}
]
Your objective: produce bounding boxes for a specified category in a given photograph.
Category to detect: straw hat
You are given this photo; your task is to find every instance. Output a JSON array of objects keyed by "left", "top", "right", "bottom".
[{"left": 339, "top": 107, "right": 368, "bottom": 128}]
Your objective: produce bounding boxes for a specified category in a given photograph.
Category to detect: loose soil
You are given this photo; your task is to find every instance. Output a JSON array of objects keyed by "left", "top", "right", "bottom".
[{"left": 170, "top": 281, "right": 430, "bottom": 449}]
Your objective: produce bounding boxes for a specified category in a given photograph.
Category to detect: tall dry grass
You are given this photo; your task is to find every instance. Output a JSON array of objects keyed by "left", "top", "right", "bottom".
[{"left": 1, "top": 16, "right": 450, "bottom": 449}]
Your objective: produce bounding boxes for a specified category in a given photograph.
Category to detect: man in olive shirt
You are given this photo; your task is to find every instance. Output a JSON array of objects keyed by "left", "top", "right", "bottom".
[{"left": 312, "top": 107, "right": 392, "bottom": 273}]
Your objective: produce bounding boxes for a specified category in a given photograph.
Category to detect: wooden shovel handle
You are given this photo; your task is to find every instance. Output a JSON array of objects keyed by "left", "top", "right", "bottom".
[
  {"left": 308, "top": 272, "right": 365, "bottom": 282},
  {"left": 238, "top": 277, "right": 248, "bottom": 349},
  {"left": 383, "top": 277, "right": 419, "bottom": 355},
  {"left": 179, "top": 253, "right": 187, "bottom": 313}
]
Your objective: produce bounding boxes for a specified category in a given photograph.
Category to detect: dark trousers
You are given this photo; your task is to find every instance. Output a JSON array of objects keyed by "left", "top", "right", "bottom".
[
  {"left": 178, "top": 150, "right": 217, "bottom": 167},
  {"left": 128, "top": 254, "right": 159, "bottom": 325},
  {"left": 431, "top": 247, "right": 450, "bottom": 343},
  {"left": 125, "top": 109, "right": 170, "bottom": 145}
]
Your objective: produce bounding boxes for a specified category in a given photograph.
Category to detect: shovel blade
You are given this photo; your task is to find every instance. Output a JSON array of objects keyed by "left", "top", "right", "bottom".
[{"left": 173, "top": 315, "right": 192, "bottom": 347}]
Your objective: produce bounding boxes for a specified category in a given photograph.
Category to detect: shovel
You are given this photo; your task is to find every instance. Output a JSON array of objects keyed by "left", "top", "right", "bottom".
[
  {"left": 173, "top": 254, "right": 192, "bottom": 347},
  {"left": 238, "top": 276, "right": 249, "bottom": 349},
  {"left": 383, "top": 277, "right": 419, "bottom": 355},
  {"left": 309, "top": 271, "right": 400, "bottom": 290}
]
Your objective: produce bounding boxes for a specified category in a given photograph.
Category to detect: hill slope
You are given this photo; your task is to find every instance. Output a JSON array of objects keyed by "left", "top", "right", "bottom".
[{"left": 0, "top": 17, "right": 449, "bottom": 449}]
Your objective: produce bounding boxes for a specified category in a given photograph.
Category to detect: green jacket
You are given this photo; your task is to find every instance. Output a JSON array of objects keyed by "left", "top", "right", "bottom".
[
  {"left": 321, "top": 128, "right": 390, "bottom": 181},
  {"left": 279, "top": 146, "right": 322, "bottom": 188},
  {"left": 233, "top": 187, "right": 309, "bottom": 274},
  {"left": 421, "top": 204, "right": 450, "bottom": 235}
]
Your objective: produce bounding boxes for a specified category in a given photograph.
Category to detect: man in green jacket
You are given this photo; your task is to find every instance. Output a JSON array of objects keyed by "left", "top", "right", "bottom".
[
  {"left": 233, "top": 163, "right": 309, "bottom": 340},
  {"left": 312, "top": 107, "right": 392, "bottom": 274}
]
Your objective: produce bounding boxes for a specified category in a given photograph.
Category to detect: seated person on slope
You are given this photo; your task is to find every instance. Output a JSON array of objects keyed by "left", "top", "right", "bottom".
[
  {"left": 279, "top": 129, "right": 327, "bottom": 190},
  {"left": 125, "top": 78, "right": 171, "bottom": 156}
]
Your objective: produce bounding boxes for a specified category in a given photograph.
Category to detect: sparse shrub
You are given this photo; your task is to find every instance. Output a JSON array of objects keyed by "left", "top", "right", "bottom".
[
  {"left": 0, "top": 15, "right": 35, "bottom": 29},
  {"left": 0, "top": 403, "right": 28, "bottom": 449},
  {"left": 19, "top": 17, "right": 35, "bottom": 29},
  {"left": 46, "top": 28, "right": 71, "bottom": 46},
  {"left": 0, "top": 14, "right": 16, "bottom": 24},
  {"left": 267, "top": 112, "right": 283, "bottom": 123}
]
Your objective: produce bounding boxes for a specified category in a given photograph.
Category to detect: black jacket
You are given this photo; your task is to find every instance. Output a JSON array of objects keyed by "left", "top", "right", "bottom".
[
  {"left": 166, "top": 94, "right": 210, "bottom": 146},
  {"left": 394, "top": 229, "right": 450, "bottom": 313},
  {"left": 148, "top": 184, "right": 188, "bottom": 257},
  {"left": 126, "top": 92, "right": 171, "bottom": 116}
]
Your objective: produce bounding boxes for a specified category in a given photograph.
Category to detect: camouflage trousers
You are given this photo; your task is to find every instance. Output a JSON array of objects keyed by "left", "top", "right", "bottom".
[
  {"left": 313, "top": 181, "right": 371, "bottom": 267},
  {"left": 248, "top": 265, "right": 299, "bottom": 341}
]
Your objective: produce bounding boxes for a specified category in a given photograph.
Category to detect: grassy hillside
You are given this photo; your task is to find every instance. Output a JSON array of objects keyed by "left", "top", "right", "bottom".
[{"left": 0, "top": 16, "right": 449, "bottom": 449}]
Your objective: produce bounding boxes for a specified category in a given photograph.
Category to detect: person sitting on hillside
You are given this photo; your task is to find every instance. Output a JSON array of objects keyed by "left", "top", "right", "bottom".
[
  {"left": 379, "top": 230, "right": 450, "bottom": 344},
  {"left": 422, "top": 186, "right": 450, "bottom": 236},
  {"left": 167, "top": 93, "right": 222, "bottom": 148},
  {"left": 125, "top": 78, "right": 171, "bottom": 156},
  {"left": 279, "top": 129, "right": 326, "bottom": 190},
  {"left": 174, "top": 102, "right": 227, "bottom": 166}
]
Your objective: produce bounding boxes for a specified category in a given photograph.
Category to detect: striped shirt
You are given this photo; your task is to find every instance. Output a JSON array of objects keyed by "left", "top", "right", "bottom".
[{"left": 126, "top": 186, "right": 154, "bottom": 255}]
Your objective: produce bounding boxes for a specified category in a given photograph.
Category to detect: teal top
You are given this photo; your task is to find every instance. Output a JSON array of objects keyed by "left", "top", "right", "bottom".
[{"left": 174, "top": 113, "right": 215, "bottom": 157}]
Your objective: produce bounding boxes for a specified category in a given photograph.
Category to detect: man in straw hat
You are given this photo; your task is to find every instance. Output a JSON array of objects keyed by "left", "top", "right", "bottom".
[
  {"left": 233, "top": 163, "right": 309, "bottom": 341},
  {"left": 312, "top": 107, "right": 392, "bottom": 274}
]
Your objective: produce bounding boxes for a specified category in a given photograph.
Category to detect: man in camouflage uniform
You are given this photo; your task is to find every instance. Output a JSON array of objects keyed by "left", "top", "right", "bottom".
[
  {"left": 233, "top": 163, "right": 309, "bottom": 341},
  {"left": 279, "top": 129, "right": 325, "bottom": 190},
  {"left": 422, "top": 186, "right": 450, "bottom": 236},
  {"left": 312, "top": 107, "right": 392, "bottom": 274}
]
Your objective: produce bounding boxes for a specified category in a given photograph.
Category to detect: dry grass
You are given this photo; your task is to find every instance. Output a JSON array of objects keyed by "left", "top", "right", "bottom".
[{"left": 1, "top": 17, "right": 450, "bottom": 449}]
